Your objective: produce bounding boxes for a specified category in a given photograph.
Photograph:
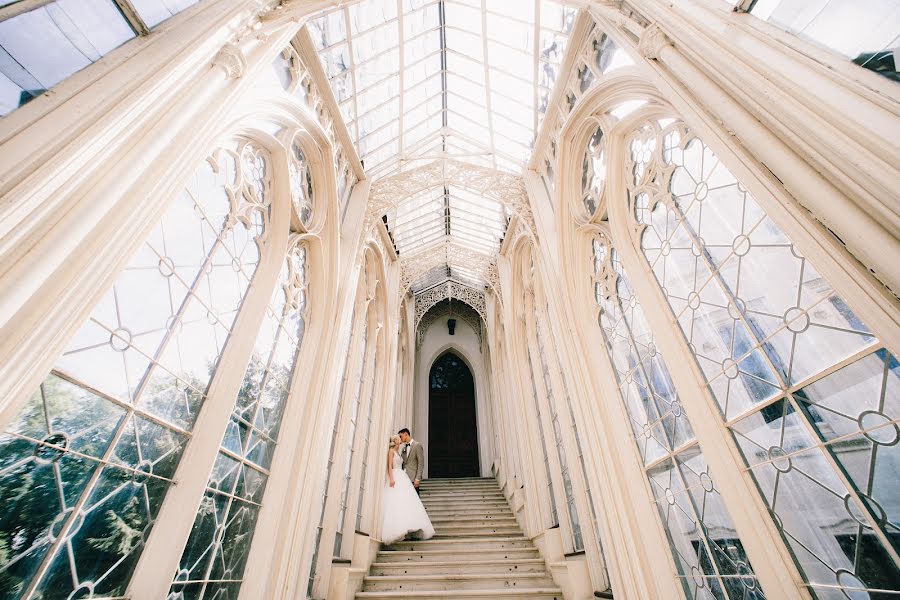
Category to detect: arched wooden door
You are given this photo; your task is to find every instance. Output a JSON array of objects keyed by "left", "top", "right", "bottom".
[{"left": 428, "top": 352, "right": 480, "bottom": 478}]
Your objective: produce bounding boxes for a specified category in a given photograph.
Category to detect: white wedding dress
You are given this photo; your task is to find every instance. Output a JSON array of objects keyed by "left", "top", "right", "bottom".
[{"left": 381, "top": 449, "right": 435, "bottom": 545}]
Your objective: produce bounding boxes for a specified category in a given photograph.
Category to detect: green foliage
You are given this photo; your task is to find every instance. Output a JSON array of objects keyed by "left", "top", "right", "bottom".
[{"left": 87, "top": 497, "right": 144, "bottom": 556}]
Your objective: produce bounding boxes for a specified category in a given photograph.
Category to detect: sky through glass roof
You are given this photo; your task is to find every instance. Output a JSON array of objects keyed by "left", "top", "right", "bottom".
[
  {"left": 306, "top": 0, "right": 578, "bottom": 178},
  {"left": 306, "top": 0, "right": 578, "bottom": 292}
]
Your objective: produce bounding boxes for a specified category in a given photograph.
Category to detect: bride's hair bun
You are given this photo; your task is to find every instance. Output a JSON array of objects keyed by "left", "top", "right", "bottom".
[{"left": 389, "top": 434, "right": 400, "bottom": 448}]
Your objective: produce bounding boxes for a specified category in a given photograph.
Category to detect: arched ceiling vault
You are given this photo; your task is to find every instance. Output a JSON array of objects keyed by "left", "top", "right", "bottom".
[
  {"left": 305, "top": 1, "right": 579, "bottom": 178},
  {"left": 305, "top": 0, "right": 580, "bottom": 295},
  {"left": 369, "top": 159, "right": 534, "bottom": 295}
]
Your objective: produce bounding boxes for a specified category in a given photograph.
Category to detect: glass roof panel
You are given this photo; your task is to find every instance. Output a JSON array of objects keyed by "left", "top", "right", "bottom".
[
  {"left": 130, "top": 0, "right": 199, "bottom": 27},
  {"left": 306, "top": 0, "right": 578, "bottom": 177},
  {"left": 382, "top": 178, "right": 508, "bottom": 261},
  {"left": 0, "top": 0, "right": 136, "bottom": 116}
]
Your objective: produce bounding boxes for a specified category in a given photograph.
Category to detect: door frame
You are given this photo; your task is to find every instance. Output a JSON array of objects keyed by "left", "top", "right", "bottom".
[
  {"left": 414, "top": 340, "right": 492, "bottom": 479},
  {"left": 427, "top": 350, "right": 480, "bottom": 478}
]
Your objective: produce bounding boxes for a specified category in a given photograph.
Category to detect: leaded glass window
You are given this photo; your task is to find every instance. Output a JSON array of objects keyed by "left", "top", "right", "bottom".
[
  {"left": 169, "top": 241, "right": 309, "bottom": 599},
  {"left": 551, "top": 321, "right": 612, "bottom": 588},
  {"left": 560, "top": 29, "right": 633, "bottom": 117},
  {"left": 521, "top": 268, "right": 558, "bottom": 527},
  {"left": 355, "top": 347, "right": 378, "bottom": 532},
  {"left": 629, "top": 116, "right": 900, "bottom": 597},
  {"left": 535, "top": 315, "right": 583, "bottom": 551},
  {"left": 0, "top": 140, "right": 271, "bottom": 598},
  {"left": 334, "top": 309, "right": 369, "bottom": 557},
  {"left": 526, "top": 344, "right": 559, "bottom": 528},
  {"left": 591, "top": 235, "right": 765, "bottom": 598},
  {"left": 306, "top": 302, "right": 356, "bottom": 597}
]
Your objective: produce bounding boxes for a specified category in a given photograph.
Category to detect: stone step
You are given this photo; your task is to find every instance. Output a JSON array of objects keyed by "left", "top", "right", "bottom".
[
  {"left": 419, "top": 487, "right": 503, "bottom": 497},
  {"left": 420, "top": 487, "right": 501, "bottom": 493},
  {"left": 432, "top": 526, "right": 523, "bottom": 538},
  {"left": 375, "top": 548, "right": 540, "bottom": 564},
  {"left": 430, "top": 517, "right": 518, "bottom": 528},
  {"left": 422, "top": 498, "right": 507, "bottom": 505},
  {"left": 421, "top": 478, "right": 497, "bottom": 483},
  {"left": 419, "top": 493, "right": 509, "bottom": 504},
  {"left": 423, "top": 506, "right": 511, "bottom": 515},
  {"left": 422, "top": 490, "right": 505, "bottom": 496},
  {"left": 362, "top": 573, "right": 556, "bottom": 592},
  {"left": 385, "top": 537, "right": 532, "bottom": 552},
  {"left": 421, "top": 483, "right": 502, "bottom": 489},
  {"left": 355, "top": 589, "right": 564, "bottom": 599},
  {"left": 426, "top": 508, "right": 515, "bottom": 517},
  {"left": 370, "top": 558, "right": 548, "bottom": 576}
]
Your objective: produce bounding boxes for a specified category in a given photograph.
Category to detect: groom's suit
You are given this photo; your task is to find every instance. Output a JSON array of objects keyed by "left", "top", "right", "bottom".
[{"left": 401, "top": 440, "right": 424, "bottom": 491}]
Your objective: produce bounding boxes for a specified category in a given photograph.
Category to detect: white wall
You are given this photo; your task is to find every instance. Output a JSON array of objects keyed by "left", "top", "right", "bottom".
[{"left": 412, "top": 316, "right": 495, "bottom": 478}]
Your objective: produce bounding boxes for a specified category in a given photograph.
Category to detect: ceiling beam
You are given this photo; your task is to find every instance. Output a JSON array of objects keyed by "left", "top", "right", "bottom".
[{"left": 112, "top": 0, "right": 151, "bottom": 36}]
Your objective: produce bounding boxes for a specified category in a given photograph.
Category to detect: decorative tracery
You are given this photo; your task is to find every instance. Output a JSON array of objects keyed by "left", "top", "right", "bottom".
[
  {"left": 589, "top": 231, "right": 763, "bottom": 597},
  {"left": 271, "top": 43, "right": 357, "bottom": 217},
  {"left": 289, "top": 138, "right": 314, "bottom": 228},
  {"left": 0, "top": 139, "right": 274, "bottom": 598},
  {"left": 417, "top": 300, "right": 483, "bottom": 348},
  {"left": 414, "top": 281, "right": 487, "bottom": 330}
]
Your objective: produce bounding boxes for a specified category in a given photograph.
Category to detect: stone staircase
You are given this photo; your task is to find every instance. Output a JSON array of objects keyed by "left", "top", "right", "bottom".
[{"left": 356, "top": 477, "right": 563, "bottom": 600}]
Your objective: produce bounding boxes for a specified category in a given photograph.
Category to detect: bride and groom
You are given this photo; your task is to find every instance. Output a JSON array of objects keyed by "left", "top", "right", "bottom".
[{"left": 381, "top": 428, "right": 435, "bottom": 545}]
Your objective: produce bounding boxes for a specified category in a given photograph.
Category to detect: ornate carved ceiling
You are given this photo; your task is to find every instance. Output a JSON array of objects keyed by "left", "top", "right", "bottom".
[
  {"left": 414, "top": 280, "right": 486, "bottom": 331},
  {"left": 416, "top": 298, "right": 483, "bottom": 348}
]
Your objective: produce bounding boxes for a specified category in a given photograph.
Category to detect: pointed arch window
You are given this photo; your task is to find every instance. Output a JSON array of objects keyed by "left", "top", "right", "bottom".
[
  {"left": 334, "top": 304, "right": 369, "bottom": 557},
  {"left": 169, "top": 240, "right": 309, "bottom": 598},
  {"left": 534, "top": 315, "right": 583, "bottom": 550},
  {"left": 628, "top": 117, "right": 900, "bottom": 597},
  {"left": 0, "top": 140, "right": 271, "bottom": 598},
  {"left": 306, "top": 301, "right": 356, "bottom": 597},
  {"left": 520, "top": 261, "right": 559, "bottom": 528},
  {"left": 591, "top": 234, "right": 765, "bottom": 597}
]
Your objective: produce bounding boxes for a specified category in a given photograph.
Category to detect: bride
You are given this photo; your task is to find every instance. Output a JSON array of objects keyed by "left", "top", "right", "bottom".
[{"left": 381, "top": 434, "right": 435, "bottom": 545}]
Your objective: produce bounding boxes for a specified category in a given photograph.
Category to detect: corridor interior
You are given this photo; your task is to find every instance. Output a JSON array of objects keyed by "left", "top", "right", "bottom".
[{"left": 0, "top": 0, "right": 898, "bottom": 599}]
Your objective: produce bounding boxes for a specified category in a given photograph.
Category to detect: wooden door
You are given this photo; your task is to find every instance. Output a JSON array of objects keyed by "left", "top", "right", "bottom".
[{"left": 428, "top": 352, "right": 479, "bottom": 478}]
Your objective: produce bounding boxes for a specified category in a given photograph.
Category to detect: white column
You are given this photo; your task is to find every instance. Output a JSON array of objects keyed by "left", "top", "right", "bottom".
[{"left": 0, "top": 10, "right": 306, "bottom": 429}]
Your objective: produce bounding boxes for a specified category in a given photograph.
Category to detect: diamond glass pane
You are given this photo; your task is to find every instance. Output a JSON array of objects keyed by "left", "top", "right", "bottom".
[
  {"left": 0, "top": 142, "right": 270, "bottom": 598},
  {"left": 170, "top": 244, "right": 308, "bottom": 597}
]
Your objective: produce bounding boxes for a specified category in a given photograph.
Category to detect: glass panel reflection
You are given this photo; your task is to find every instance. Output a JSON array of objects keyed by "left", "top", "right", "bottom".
[
  {"left": 591, "top": 234, "right": 765, "bottom": 598},
  {"left": 629, "top": 115, "right": 900, "bottom": 596},
  {"left": 0, "top": 0, "right": 134, "bottom": 115},
  {"left": 170, "top": 243, "right": 309, "bottom": 598},
  {"left": 0, "top": 141, "right": 271, "bottom": 597}
]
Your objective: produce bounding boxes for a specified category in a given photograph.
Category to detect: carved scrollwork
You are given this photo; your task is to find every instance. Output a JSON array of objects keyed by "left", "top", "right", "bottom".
[
  {"left": 208, "top": 141, "right": 273, "bottom": 249},
  {"left": 638, "top": 24, "right": 670, "bottom": 61},
  {"left": 282, "top": 235, "right": 310, "bottom": 318},
  {"left": 414, "top": 281, "right": 487, "bottom": 331},
  {"left": 416, "top": 299, "right": 483, "bottom": 348},
  {"left": 213, "top": 42, "right": 247, "bottom": 79},
  {"left": 623, "top": 118, "right": 690, "bottom": 236}
]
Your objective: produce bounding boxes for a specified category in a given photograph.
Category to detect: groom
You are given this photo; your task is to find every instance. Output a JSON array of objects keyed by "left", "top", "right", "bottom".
[{"left": 398, "top": 428, "right": 423, "bottom": 495}]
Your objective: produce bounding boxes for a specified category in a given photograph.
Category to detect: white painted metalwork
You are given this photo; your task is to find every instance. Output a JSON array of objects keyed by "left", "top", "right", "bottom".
[{"left": 305, "top": 0, "right": 578, "bottom": 177}]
